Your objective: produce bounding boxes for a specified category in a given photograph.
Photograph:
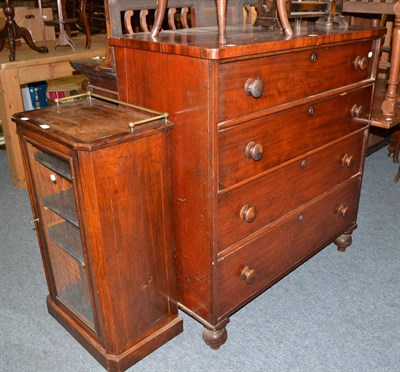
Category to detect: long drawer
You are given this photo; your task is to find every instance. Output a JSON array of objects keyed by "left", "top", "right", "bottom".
[
  {"left": 216, "top": 177, "right": 361, "bottom": 319},
  {"left": 218, "top": 40, "right": 374, "bottom": 121},
  {"left": 217, "top": 131, "right": 366, "bottom": 252},
  {"left": 218, "top": 85, "right": 371, "bottom": 189}
]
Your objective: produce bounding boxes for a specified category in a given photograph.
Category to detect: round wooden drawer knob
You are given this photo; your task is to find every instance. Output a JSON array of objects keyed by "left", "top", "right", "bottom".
[
  {"left": 341, "top": 154, "right": 354, "bottom": 168},
  {"left": 245, "top": 78, "right": 265, "bottom": 98},
  {"left": 241, "top": 266, "right": 257, "bottom": 284},
  {"left": 240, "top": 204, "right": 257, "bottom": 223},
  {"left": 353, "top": 56, "right": 369, "bottom": 71},
  {"left": 351, "top": 104, "right": 364, "bottom": 118},
  {"left": 336, "top": 204, "right": 350, "bottom": 218},
  {"left": 244, "top": 141, "right": 264, "bottom": 161}
]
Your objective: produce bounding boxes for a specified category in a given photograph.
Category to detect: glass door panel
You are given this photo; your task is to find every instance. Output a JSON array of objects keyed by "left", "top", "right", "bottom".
[{"left": 25, "top": 143, "right": 95, "bottom": 330}]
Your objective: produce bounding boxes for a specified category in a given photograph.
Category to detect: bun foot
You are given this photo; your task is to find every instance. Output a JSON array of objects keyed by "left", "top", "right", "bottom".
[
  {"left": 334, "top": 225, "right": 357, "bottom": 252},
  {"left": 335, "top": 233, "right": 352, "bottom": 252},
  {"left": 202, "top": 326, "right": 227, "bottom": 349},
  {"left": 334, "top": 227, "right": 357, "bottom": 252}
]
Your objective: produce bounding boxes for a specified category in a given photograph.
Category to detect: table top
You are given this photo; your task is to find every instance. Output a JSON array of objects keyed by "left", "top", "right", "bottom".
[{"left": 0, "top": 34, "right": 106, "bottom": 70}]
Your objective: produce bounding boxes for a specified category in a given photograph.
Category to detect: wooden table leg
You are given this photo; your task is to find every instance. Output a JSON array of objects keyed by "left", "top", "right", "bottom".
[
  {"left": 0, "top": 69, "right": 27, "bottom": 188},
  {"left": 394, "top": 165, "right": 400, "bottom": 182},
  {"left": 381, "top": 1, "right": 400, "bottom": 116},
  {"left": 0, "top": 0, "right": 48, "bottom": 61}
]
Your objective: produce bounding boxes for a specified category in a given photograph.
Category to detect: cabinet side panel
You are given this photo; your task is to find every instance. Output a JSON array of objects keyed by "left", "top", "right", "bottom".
[
  {"left": 114, "top": 48, "right": 217, "bottom": 322},
  {"left": 79, "top": 132, "right": 177, "bottom": 353}
]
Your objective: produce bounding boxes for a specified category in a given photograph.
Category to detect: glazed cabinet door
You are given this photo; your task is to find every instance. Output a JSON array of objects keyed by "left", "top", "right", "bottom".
[{"left": 23, "top": 140, "right": 96, "bottom": 331}]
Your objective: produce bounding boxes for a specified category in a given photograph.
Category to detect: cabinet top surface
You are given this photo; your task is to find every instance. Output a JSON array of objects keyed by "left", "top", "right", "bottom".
[
  {"left": 13, "top": 98, "right": 172, "bottom": 150},
  {"left": 109, "top": 24, "right": 385, "bottom": 59}
]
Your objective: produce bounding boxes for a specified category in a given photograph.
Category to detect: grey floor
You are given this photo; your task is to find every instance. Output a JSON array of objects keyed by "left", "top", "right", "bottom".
[{"left": 0, "top": 146, "right": 399, "bottom": 372}]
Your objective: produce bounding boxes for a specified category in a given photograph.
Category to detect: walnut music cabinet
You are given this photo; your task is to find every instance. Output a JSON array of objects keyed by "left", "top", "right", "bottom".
[
  {"left": 13, "top": 95, "right": 183, "bottom": 372},
  {"left": 110, "top": 22, "right": 385, "bottom": 349}
]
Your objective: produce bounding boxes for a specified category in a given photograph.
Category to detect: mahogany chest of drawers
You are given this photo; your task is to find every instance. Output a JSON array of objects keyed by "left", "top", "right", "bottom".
[{"left": 110, "top": 25, "right": 385, "bottom": 348}]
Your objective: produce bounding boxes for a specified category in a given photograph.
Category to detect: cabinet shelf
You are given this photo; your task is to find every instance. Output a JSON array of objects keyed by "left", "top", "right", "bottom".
[
  {"left": 34, "top": 151, "right": 72, "bottom": 181},
  {"left": 42, "top": 188, "right": 79, "bottom": 227},
  {"left": 48, "top": 221, "right": 85, "bottom": 266}
]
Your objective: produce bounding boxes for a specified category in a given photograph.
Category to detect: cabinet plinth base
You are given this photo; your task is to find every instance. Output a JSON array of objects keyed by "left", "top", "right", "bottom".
[{"left": 47, "top": 296, "right": 183, "bottom": 371}]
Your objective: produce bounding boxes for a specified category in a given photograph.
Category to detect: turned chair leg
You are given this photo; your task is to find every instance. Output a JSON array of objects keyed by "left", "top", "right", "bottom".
[
  {"left": 394, "top": 165, "right": 400, "bottom": 182},
  {"left": 388, "top": 130, "right": 400, "bottom": 163}
]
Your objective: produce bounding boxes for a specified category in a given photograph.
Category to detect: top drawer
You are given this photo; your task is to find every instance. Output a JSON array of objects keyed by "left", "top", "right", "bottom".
[{"left": 218, "top": 40, "right": 374, "bottom": 122}]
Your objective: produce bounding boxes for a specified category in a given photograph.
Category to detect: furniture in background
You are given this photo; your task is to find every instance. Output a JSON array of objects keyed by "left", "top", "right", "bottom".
[
  {"left": 0, "top": 34, "right": 106, "bottom": 189},
  {"left": 71, "top": 1, "right": 254, "bottom": 105},
  {"left": 70, "top": 57, "right": 118, "bottom": 99},
  {"left": 42, "top": 0, "right": 91, "bottom": 50},
  {"left": 343, "top": 0, "right": 399, "bottom": 116},
  {"left": 0, "top": 0, "right": 48, "bottom": 61},
  {"left": 105, "top": 0, "right": 251, "bottom": 38},
  {"left": 394, "top": 163, "right": 400, "bottom": 181},
  {"left": 41, "top": 0, "right": 106, "bottom": 35},
  {"left": 343, "top": 0, "right": 400, "bottom": 182},
  {"left": 110, "top": 12, "right": 384, "bottom": 348},
  {"left": 13, "top": 95, "right": 182, "bottom": 371}
]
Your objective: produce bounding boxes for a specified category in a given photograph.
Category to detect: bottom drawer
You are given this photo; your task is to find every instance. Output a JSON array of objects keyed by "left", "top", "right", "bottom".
[{"left": 216, "top": 177, "right": 361, "bottom": 319}]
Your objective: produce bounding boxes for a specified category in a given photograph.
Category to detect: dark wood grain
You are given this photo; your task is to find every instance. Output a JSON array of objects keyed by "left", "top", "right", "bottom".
[
  {"left": 217, "top": 131, "right": 366, "bottom": 252},
  {"left": 110, "top": 24, "right": 385, "bottom": 59},
  {"left": 218, "top": 86, "right": 372, "bottom": 188},
  {"left": 218, "top": 41, "right": 374, "bottom": 121},
  {"left": 14, "top": 99, "right": 182, "bottom": 371},
  {"left": 216, "top": 178, "right": 362, "bottom": 319},
  {"left": 113, "top": 24, "right": 384, "bottom": 349},
  {"left": 13, "top": 98, "right": 171, "bottom": 151}
]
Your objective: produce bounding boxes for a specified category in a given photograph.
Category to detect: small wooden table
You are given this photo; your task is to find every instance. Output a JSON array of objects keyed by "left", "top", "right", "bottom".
[{"left": 0, "top": 34, "right": 106, "bottom": 188}]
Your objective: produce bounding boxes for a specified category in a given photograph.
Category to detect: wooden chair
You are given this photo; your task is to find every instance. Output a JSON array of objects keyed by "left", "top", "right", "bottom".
[
  {"left": 122, "top": 4, "right": 196, "bottom": 35},
  {"left": 73, "top": 1, "right": 199, "bottom": 98},
  {"left": 73, "top": 1, "right": 257, "bottom": 97},
  {"left": 343, "top": 0, "right": 400, "bottom": 183}
]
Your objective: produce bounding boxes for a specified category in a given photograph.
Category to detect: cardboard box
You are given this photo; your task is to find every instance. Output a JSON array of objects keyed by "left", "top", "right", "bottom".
[{"left": 0, "top": 7, "right": 55, "bottom": 43}]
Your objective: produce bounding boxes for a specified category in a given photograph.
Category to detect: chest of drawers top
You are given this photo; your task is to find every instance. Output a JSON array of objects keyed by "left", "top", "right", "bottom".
[
  {"left": 111, "top": 24, "right": 384, "bottom": 128},
  {"left": 110, "top": 24, "right": 385, "bottom": 60}
]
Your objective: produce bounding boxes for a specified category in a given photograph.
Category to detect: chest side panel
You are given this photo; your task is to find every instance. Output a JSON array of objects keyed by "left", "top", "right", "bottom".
[{"left": 114, "top": 47, "right": 219, "bottom": 322}]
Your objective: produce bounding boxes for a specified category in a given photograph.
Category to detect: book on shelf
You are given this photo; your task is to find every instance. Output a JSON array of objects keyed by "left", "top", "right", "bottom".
[{"left": 21, "top": 81, "right": 48, "bottom": 111}]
